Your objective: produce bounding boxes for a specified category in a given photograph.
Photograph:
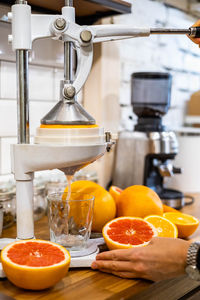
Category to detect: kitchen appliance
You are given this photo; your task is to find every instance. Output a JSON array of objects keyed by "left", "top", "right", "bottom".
[
  {"left": 0, "top": 0, "right": 200, "bottom": 276},
  {"left": 113, "top": 72, "right": 187, "bottom": 209},
  {"left": 167, "top": 127, "right": 200, "bottom": 194}
]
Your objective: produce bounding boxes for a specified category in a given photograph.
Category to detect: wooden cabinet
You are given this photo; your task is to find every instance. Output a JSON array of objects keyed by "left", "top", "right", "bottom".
[{"left": 27, "top": 0, "right": 131, "bottom": 24}]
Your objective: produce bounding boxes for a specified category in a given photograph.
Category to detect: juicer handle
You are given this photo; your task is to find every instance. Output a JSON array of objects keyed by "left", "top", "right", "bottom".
[
  {"left": 88, "top": 25, "right": 151, "bottom": 43},
  {"left": 190, "top": 27, "right": 200, "bottom": 38}
]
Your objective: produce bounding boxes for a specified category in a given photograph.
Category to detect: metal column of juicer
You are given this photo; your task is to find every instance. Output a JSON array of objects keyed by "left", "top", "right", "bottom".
[{"left": 0, "top": 0, "right": 200, "bottom": 254}]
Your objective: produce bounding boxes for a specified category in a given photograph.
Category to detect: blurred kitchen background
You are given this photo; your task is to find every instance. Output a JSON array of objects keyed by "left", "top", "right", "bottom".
[{"left": 1, "top": 0, "right": 200, "bottom": 193}]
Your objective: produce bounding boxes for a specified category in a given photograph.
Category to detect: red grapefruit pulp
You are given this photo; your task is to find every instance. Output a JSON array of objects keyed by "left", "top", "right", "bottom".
[
  {"left": 103, "top": 217, "right": 157, "bottom": 250},
  {"left": 1, "top": 240, "right": 70, "bottom": 290}
]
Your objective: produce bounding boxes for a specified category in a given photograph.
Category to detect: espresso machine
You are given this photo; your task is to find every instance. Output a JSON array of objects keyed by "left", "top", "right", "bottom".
[
  {"left": 113, "top": 72, "right": 187, "bottom": 209},
  {"left": 0, "top": 0, "right": 199, "bottom": 276}
]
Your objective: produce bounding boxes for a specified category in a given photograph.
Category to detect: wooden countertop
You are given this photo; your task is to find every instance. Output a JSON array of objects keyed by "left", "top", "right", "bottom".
[{"left": 1, "top": 195, "right": 200, "bottom": 300}]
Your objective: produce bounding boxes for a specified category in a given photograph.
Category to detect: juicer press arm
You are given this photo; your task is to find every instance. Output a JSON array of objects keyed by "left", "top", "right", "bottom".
[{"left": 9, "top": 2, "right": 200, "bottom": 98}]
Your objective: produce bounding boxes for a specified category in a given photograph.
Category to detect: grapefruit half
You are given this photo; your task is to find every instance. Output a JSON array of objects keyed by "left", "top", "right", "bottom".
[
  {"left": 1, "top": 239, "right": 71, "bottom": 290},
  {"left": 103, "top": 217, "right": 157, "bottom": 250}
]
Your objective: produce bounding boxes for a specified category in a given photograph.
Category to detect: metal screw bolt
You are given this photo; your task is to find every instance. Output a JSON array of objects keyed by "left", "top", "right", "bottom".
[
  {"left": 63, "top": 85, "right": 76, "bottom": 99},
  {"left": 80, "top": 30, "right": 92, "bottom": 43},
  {"left": 15, "top": 0, "right": 27, "bottom": 4},
  {"left": 54, "top": 18, "right": 67, "bottom": 31}
]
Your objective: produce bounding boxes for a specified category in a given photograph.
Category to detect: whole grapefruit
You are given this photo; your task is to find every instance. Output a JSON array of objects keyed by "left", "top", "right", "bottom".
[
  {"left": 67, "top": 181, "right": 116, "bottom": 232},
  {"left": 117, "top": 185, "right": 163, "bottom": 218}
]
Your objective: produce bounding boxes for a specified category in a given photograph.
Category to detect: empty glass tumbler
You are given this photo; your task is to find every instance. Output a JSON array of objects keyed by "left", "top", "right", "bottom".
[{"left": 47, "top": 192, "right": 94, "bottom": 251}]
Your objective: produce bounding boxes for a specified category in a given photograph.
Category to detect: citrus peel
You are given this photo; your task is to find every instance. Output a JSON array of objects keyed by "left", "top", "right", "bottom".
[
  {"left": 144, "top": 215, "right": 178, "bottom": 238},
  {"left": 102, "top": 217, "right": 157, "bottom": 250},
  {"left": 163, "top": 212, "right": 199, "bottom": 238},
  {"left": 117, "top": 185, "right": 163, "bottom": 218},
  {"left": 1, "top": 239, "right": 70, "bottom": 290}
]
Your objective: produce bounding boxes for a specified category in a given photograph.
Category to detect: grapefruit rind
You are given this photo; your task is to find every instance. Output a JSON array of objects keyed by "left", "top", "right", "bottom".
[
  {"left": 1, "top": 239, "right": 71, "bottom": 290},
  {"left": 102, "top": 217, "right": 157, "bottom": 250},
  {"left": 144, "top": 215, "right": 178, "bottom": 238}
]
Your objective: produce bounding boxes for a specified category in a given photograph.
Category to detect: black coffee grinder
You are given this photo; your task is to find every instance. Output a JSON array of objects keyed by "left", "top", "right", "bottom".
[
  {"left": 113, "top": 72, "right": 193, "bottom": 208},
  {"left": 131, "top": 72, "right": 184, "bottom": 209}
]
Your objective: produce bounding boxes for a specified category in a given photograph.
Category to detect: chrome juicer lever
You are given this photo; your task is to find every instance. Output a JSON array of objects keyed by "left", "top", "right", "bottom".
[{"left": 150, "top": 26, "right": 200, "bottom": 38}]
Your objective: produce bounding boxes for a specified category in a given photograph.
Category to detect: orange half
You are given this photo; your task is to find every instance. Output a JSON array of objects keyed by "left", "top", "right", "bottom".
[
  {"left": 144, "top": 215, "right": 178, "bottom": 238},
  {"left": 163, "top": 212, "right": 199, "bottom": 238}
]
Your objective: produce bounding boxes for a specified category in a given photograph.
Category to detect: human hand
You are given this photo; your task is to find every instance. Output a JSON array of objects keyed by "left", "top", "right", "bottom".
[
  {"left": 189, "top": 20, "right": 200, "bottom": 45},
  {"left": 91, "top": 237, "right": 190, "bottom": 281}
]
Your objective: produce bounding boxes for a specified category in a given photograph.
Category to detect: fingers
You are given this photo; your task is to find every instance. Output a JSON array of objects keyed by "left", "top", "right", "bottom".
[
  {"left": 91, "top": 260, "right": 134, "bottom": 272},
  {"left": 95, "top": 249, "right": 133, "bottom": 261}
]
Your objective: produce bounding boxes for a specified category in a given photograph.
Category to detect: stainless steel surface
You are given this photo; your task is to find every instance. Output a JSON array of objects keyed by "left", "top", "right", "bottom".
[
  {"left": 41, "top": 80, "right": 95, "bottom": 125},
  {"left": 64, "top": 85, "right": 76, "bottom": 99},
  {"left": 64, "top": 0, "right": 73, "bottom": 82},
  {"left": 64, "top": 42, "right": 73, "bottom": 82},
  {"left": 15, "top": 0, "right": 27, "bottom": 4},
  {"left": 150, "top": 28, "right": 190, "bottom": 35},
  {"left": 41, "top": 100, "right": 95, "bottom": 125},
  {"left": 161, "top": 198, "right": 184, "bottom": 210},
  {"left": 105, "top": 131, "right": 115, "bottom": 152},
  {"left": 149, "top": 131, "right": 178, "bottom": 154},
  {"left": 54, "top": 18, "right": 67, "bottom": 31},
  {"left": 41, "top": 0, "right": 95, "bottom": 125},
  {"left": 80, "top": 30, "right": 92, "bottom": 43},
  {"left": 113, "top": 132, "right": 148, "bottom": 188},
  {"left": 65, "top": 0, "right": 73, "bottom": 6},
  {"left": 113, "top": 131, "right": 179, "bottom": 189},
  {"left": 16, "top": 50, "right": 30, "bottom": 144},
  {"left": 158, "top": 162, "right": 174, "bottom": 177}
]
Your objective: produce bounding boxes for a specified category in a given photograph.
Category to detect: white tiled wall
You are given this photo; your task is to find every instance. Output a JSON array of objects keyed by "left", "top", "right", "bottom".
[
  {"left": 0, "top": 57, "right": 63, "bottom": 176},
  {"left": 114, "top": 0, "right": 200, "bottom": 131},
  {"left": 0, "top": 60, "right": 62, "bottom": 175}
]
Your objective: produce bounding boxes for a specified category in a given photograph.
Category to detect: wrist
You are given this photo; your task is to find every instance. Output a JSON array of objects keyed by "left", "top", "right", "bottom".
[{"left": 185, "top": 241, "right": 200, "bottom": 281}]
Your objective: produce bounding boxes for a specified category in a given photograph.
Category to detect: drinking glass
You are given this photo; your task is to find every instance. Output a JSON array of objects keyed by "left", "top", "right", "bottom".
[{"left": 47, "top": 192, "right": 94, "bottom": 251}]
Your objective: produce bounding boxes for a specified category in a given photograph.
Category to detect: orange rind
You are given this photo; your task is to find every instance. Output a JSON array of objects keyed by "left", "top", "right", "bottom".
[
  {"left": 163, "top": 212, "right": 199, "bottom": 238},
  {"left": 144, "top": 215, "right": 178, "bottom": 238}
]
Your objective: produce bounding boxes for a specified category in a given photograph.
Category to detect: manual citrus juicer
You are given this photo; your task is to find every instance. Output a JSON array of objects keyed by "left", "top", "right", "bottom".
[{"left": 0, "top": 0, "right": 200, "bottom": 269}]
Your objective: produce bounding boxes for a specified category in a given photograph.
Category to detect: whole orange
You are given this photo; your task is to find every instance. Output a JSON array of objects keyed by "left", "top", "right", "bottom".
[
  {"left": 109, "top": 186, "right": 123, "bottom": 206},
  {"left": 117, "top": 185, "right": 163, "bottom": 218},
  {"left": 68, "top": 181, "right": 116, "bottom": 232}
]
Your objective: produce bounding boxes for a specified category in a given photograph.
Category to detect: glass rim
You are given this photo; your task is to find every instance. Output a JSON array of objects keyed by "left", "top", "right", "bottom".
[{"left": 47, "top": 192, "right": 95, "bottom": 202}]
